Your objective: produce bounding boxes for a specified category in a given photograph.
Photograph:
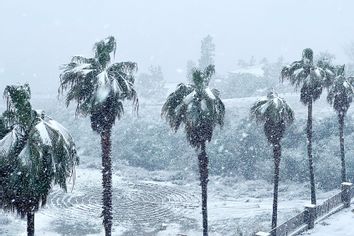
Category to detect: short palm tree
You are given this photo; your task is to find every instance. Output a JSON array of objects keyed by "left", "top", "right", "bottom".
[
  {"left": 281, "top": 48, "right": 329, "bottom": 205},
  {"left": 250, "top": 92, "right": 294, "bottom": 231},
  {"left": 0, "top": 84, "right": 78, "bottom": 236},
  {"left": 162, "top": 65, "right": 225, "bottom": 236},
  {"left": 327, "top": 65, "right": 354, "bottom": 183},
  {"left": 59, "top": 36, "right": 138, "bottom": 236}
]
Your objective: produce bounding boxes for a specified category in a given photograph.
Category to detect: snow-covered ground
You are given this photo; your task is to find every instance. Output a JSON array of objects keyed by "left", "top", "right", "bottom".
[
  {"left": 0, "top": 92, "right": 352, "bottom": 235},
  {"left": 300, "top": 206, "right": 354, "bottom": 236},
  {"left": 0, "top": 164, "right": 340, "bottom": 236}
]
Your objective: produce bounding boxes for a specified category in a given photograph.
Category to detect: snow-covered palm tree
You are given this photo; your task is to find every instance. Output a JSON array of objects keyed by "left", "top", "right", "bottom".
[
  {"left": 0, "top": 84, "right": 78, "bottom": 236},
  {"left": 281, "top": 48, "right": 330, "bottom": 205},
  {"left": 59, "top": 36, "right": 138, "bottom": 236},
  {"left": 162, "top": 65, "right": 224, "bottom": 236},
  {"left": 250, "top": 92, "right": 294, "bottom": 231},
  {"left": 327, "top": 65, "right": 354, "bottom": 183}
]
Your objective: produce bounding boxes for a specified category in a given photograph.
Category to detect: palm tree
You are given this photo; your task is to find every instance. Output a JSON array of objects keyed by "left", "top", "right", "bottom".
[
  {"left": 250, "top": 92, "right": 294, "bottom": 232},
  {"left": 0, "top": 84, "right": 78, "bottom": 236},
  {"left": 162, "top": 65, "right": 225, "bottom": 236},
  {"left": 59, "top": 36, "right": 138, "bottom": 236},
  {"left": 327, "top": 65, "right": 354, "bottom": 183},
  {"left": 281, "top": 48, "right": 329, "bottom": 205}
]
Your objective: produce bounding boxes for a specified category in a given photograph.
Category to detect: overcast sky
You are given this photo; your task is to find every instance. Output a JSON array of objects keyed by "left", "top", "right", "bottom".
[{"left": 0, "top": 0, "right": 353, "bottom": 94}]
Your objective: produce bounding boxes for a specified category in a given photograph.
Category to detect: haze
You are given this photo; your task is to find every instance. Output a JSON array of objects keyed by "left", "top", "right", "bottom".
[{"left": 0, "top": 0, "right": 353, "bottom": 94}]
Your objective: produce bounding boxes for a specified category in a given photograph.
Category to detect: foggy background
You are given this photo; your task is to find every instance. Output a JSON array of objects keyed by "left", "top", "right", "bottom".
[{"left": 0, "top": 0, "right": 353, "bottom": 94}]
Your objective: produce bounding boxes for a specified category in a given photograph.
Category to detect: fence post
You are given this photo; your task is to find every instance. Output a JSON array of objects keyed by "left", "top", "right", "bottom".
[
  {"left": 304, "top": 204, "right": 316, "bottom": 229},
  {"left": 255, "top": 232, "right": 270, "bottom": 236},
  {"left": 341, "top": 182, "right": 352, "bottom": 208}
]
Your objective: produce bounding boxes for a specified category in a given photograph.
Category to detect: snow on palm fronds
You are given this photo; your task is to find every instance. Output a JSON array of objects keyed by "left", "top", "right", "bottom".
[
  {"left": 162, "top": 65, "right": 225, "bottom": 148},
  {"left": 281, "top": 48, "right": 332, "bottom": 105},
  {"left": 0, "top": 85, "right": 78, "bottom": 217},
  {"left": 251, "top": 92, "right": 294, "bottom": 125},
  {"left": 250, "top": 92, "right": 294, "bottom": 144},
  {"left": 59, "top": 36, "right": 138, "bottom": 133},
  {"left": 327, "top": 65, "right": 354, "bottom": 115}
]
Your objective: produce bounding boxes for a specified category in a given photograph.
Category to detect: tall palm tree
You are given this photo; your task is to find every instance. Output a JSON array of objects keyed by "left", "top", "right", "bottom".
[
  {"left": 327, "top": 65, "right": 354, "bottom": 183},
  {"left": 281, "top": 48, "right": 329, "bottom": 205},
  {"left": 59, "top": 36, "right": 138, "bottom": 236},
  {"left": 162, "top": 65, "right": 225, "bottom": 236},
  {"left": 0, "top": 84, "right": 78, "bottom": 236},
  {"left": 250, "top": 92, "right": 294, "bottom": 232}
]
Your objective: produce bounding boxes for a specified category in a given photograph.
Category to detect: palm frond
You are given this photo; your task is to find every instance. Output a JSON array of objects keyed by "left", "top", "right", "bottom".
[
  {"left": 0, "top": 104, "right": 78, "bottom": 218},
  {"left": 281, "top": 49, "right": 328, "bottom": 105},
  {"left": 161, "top": 83, "right": 193, "bottom": 131},
  {"left": 59, "top": 37, "right": 138, "bottom": 134},
  {"left": 250, "top": 92, "right": 294, "bottom": 144},
  {"left": 162, "top": 65, "right": 225, "bottom": 148},
  {"left": 327, "top": 71, "right": 354, "bottom": 115},
  {"left": 250, "top": 92, "right": 294, "bottom": 126}
]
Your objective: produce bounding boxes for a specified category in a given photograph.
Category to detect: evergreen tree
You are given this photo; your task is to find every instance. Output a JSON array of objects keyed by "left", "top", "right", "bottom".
[
  {"left": 0, "top": 84, "right": 78, "bottom": 236},
  {"left": 327, "top": 65, "right": 354, "bottom": 183},
  {"left": 59, "top": 36, "right": 138, "bottom": 236},
  {"left": 162, "top": 65, "right": 224, "bottom": 236},
  {"left": 250, "top": 92, "right": 294, "bottom": 232},
  {"left": 198, "top": 35, "right": 215, "bottom": 71},
  {"left": 281, "top": 48, "right": 331, "bottom": 205}
]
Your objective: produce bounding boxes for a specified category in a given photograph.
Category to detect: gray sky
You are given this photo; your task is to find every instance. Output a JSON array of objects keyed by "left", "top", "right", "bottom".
[{"left": 0, "top": 0, "right": 353, "bottom": 94}]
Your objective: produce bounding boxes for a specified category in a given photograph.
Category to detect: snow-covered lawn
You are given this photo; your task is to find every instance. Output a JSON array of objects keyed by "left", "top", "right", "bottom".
[
  {"left": 0, "top": 165, "right": 341, "bottom": 236},
  {"left": 300, "top": 206, "right": 354, "bottom": 236}
]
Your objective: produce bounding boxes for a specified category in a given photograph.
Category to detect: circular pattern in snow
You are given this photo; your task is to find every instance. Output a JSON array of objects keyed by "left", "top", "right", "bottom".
[{"left": 42, "top": 182, "right": 200, "bottom": 228}]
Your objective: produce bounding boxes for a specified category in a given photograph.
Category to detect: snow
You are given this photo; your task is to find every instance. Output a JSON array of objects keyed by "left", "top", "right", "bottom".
[
  {"left": 201, "top": 99, "right": 207, "bottom": 111},
  {"left": 205, "top": 87, "right": 216, "bottom": 99},
  {"left": 230, "top": 65, "right": 264, "bottom": 77},
  {"left": 301, "top": 207, "right": 354, "bottom": 236},
  {"left": 46, "top": 119, "right": 73, "bottom": 146},
  {"left": 96, "top": 70, "right": 110, "bottom": 103},
  {"left": 71, "top": 63, "right": 93, "bottom": 75},
  {"left": 35, "top": 121, "right": 52, "bottom": 146},
  {"left": 0, "top": 128, "right": 17, "bottom": 155},
  {"left": 183, "top": 90, "right": 196, "bottom": 104},
  {"left": 0, "top": 165, "right": 341, "bottom": 236}
]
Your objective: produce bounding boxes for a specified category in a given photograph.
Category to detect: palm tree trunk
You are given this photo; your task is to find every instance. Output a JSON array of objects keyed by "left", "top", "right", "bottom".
[
  {"left": 27, "top": 212, "right": 34, "bottom": 236},
  {"left": 101, "top": 128, "right": 113, "bottom": 236},
  {"left": 271, "top": 142, "right": 281, "bottom": 234},
  {"left": 307, "top": 101, "right": 316, "bottom": 205},
  {"left": 198, "top": 142, "right": 209, "bottom": 236},
  {"left": 338, "top": 113, "right": 346, "bottom": 183}
]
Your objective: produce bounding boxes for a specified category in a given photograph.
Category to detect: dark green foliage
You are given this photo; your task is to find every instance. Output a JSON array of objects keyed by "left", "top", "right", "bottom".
[
  {"left": 0, "top": 84, "right": 78, "bottom": 224},
  {"left": 327, "top": 65, "right": 354, "bottom": 116},
  {"left": 250, "top": 92, "right": 294, "bottom": 145},
  {"left": 162, "top": 65, "right": 225, "bottom": 149},
  {"left": 281, "top": 48, "right": 329, "bottom": 105},
  {"left": 59, "top": 36, "right": 138, "bottom": 134}
]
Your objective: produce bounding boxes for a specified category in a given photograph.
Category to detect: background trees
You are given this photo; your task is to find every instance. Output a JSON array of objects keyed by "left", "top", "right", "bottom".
[
  {"left": 0, "top": 84, "right": 78, "bottom": 236},
  {"left": 198, "top": 35, "right": 215, "bottom": 71},
  {"left": 59, "top": 36, "right": 138, "bottom": 236},
  {"left": 135, "top": 65, "right": 165, "bottom": 102},
  {"left": 250, "top": 92, "right": 294, "bottom": 231},
  {"left": 162, "top": 65, "right": 224, "bottom": 236}
]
